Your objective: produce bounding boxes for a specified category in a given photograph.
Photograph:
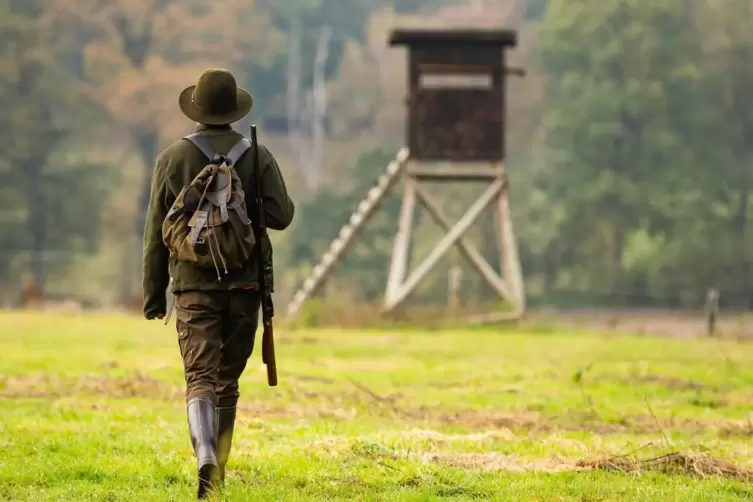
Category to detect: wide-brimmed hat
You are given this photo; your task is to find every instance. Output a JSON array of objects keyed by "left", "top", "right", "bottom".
[{"left": 178, "top": 69, "right": 253, "bottom": 125}]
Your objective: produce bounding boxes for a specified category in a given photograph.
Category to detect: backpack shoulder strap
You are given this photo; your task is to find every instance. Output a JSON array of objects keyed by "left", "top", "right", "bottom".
[
  {"left": 184, "top": 133, "right": 220, "bottom": 163},
  {"left": 225, "top": 138, "right": 252, "bottom": 166}
]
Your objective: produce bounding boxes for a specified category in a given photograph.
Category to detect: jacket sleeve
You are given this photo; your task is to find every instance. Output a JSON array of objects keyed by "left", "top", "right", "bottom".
[
  {"left": 260, "top": 146, "right": 295, "bottom": 231},
  {"left": 142, "top": 155, "right": 170, "bottom": 319}
]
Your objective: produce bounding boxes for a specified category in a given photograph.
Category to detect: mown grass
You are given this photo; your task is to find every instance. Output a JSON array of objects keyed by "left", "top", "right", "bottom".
[{"left": 1, "top": 311, "right": 753, "bottom": 501}]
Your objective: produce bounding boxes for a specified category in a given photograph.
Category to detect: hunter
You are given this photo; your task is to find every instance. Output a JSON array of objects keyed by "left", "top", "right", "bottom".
[{"left": 142, "top": 68, "right": 295, "bottom": 498}]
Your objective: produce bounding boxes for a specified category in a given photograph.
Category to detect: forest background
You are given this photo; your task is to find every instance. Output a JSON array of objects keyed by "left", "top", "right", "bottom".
[{"left": 3, "top": 0, "right": 752, "bottom": 314}]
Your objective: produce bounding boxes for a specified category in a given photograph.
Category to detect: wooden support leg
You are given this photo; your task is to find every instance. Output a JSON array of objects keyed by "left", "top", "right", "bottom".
[
  {"left": 385, "top": 176, "right": 417, "bottom": 306},
  {"left": 493, "top": 163, "right": 525, "bottom": 314}
]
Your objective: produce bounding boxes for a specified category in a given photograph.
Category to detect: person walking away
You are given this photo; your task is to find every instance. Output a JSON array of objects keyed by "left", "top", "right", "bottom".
[{"left": 141, "top": 68, "right": 295, "bottom": 498}]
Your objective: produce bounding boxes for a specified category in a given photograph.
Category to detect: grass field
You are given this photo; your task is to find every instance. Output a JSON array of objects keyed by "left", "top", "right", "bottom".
[{"left": 2, "top": 312, "right": 753, "bottom": 501}]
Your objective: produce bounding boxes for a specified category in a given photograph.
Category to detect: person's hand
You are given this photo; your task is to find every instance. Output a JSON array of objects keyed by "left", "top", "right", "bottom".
[{"left": 144, "top": 294, "right": 167, "bottom": 320}]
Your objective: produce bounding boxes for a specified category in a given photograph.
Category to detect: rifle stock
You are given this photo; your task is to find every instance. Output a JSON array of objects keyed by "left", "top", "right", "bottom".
[
  {"left": 251, "top": 124, "right": 278, "bottom": 387},
  {"left": 262, "top": 321, "right": 277, "bottom": 386}
]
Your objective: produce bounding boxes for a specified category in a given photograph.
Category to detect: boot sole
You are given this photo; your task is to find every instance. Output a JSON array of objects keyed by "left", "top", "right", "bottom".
[{"left": 198, "top": 463, "right": 221, "bottom": 499}]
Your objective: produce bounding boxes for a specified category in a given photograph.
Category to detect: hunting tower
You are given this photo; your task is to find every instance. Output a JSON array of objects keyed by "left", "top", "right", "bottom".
[
  {"left": 285, "top": 28, "right": 525, "bottom": 321},
  {"left": 392, "top": 28, "right": 512, "bottom": 162}
]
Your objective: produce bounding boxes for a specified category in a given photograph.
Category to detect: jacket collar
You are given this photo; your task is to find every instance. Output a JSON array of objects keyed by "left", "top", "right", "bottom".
[{"left": 195, "top": 123, "right": 233, "bottom": 132}]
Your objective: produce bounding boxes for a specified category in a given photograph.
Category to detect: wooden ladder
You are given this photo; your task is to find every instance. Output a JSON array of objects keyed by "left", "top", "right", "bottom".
[{"left": 285, "top": 148, "right": 410, "bottom": 318}]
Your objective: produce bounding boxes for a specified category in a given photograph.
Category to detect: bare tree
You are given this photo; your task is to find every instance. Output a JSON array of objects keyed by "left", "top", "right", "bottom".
[{"left": 287, "top": 23, "right": 331, "bottom": 193}]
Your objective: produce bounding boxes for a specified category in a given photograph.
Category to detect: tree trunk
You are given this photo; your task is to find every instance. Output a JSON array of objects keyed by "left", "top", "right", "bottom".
[{"left": 25, "top": 151, "right": 50, "bottom": 297}]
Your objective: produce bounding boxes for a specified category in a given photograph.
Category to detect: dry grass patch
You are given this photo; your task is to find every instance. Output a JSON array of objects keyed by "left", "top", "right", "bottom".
[
  {"left": 424, "top": 450, "right": 753, "bottom": 482},
  {"left": 0, "top": 371, "right": 179, "bottom": 399},
  {"left": 579, "top": 452, "right": 753, "bottom": 482},
  {"left": 399, "top": 428, "right": 517, "bottom": 443},
  {"left": 425, "top": 452, "right": 579, "bottom": 473}
]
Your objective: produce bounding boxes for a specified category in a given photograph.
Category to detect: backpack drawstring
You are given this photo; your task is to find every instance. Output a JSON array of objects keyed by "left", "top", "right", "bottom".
[
  {"left": 206, "top": 233, "right": 222, "bottom": 282},
  {"left": 208, "top": 202, "right": 229, "bottom": 276}
]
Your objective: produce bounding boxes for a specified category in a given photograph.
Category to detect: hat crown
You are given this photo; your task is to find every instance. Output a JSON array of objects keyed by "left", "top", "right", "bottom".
[{"left": 192, "top": 69, "right": 238, "bottom": 115}]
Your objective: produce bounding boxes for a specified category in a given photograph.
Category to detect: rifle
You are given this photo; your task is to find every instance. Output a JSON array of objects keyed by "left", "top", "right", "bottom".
[{"left": 250, "top": 125, "right": 278, "bottom": 386}]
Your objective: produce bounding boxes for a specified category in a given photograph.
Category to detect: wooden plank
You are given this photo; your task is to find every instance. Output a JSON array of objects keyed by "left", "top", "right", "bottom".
[
  {"left": 389, "top": 29, "right": 517, "bottom": 47},
  {"left": 407, "top": 166, "right": 502, "bottom": 181},
  {"left": 418, "top": 63, "right": 494, "bottom": 75}
]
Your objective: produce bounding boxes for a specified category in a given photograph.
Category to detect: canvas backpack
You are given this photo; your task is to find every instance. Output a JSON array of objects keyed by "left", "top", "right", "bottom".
[{"left": 162, "top": 133, "right": 257, "bottom": 279}]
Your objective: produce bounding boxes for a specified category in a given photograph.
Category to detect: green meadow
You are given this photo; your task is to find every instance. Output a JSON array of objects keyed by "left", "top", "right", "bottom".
[{"left": 1, "top": 312, "right": 753, "bottom": 501}]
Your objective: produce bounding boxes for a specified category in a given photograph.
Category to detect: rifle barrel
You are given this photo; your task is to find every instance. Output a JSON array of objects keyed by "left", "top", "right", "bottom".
[{"left": 250, "top": 125, "right": 277, "bottom": 387}]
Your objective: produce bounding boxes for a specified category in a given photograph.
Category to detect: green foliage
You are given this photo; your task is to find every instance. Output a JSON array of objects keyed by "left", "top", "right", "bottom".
[
  {"left": 0, "top": 0, "right": 111, "bottom": 293},
  {"left": 526, "top": 0, "right": 753, "bottom": 306},
  {"left": 524, "top": 0, "right": 549, "bottom": 20}
]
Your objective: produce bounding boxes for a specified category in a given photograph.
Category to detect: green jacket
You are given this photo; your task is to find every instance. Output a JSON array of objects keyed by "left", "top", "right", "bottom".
[{"left": 142, "top": 124, "right": 295, "bottom": 319}]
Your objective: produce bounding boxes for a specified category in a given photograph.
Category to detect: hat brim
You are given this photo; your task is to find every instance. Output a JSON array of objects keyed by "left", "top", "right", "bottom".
[{"left": 178, "top": 85, "right": 253, "bottom": 125}]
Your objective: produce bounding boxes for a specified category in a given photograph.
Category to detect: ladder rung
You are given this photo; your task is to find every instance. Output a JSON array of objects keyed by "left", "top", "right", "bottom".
[{"left": 367, "top": 187, "right": 382, "bottom": 201}]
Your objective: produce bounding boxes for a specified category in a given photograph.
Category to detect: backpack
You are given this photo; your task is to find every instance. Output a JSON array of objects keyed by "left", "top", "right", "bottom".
[{"left": 162, "top": 133, "right": 257, "bottom": 279}]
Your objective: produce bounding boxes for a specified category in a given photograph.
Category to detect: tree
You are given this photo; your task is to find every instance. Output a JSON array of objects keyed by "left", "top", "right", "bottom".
[
  {"left": 0, "top": 0, "right": 112, "bottom": 295},
  {"left": 50, "top": 0, "right": 284, "bottom": 298},
  {"left": 535, "top": 0, "right": 702, "bottom": 296},
  {"left": 286, "top": 22, "right": 332, "bottom": 193},
  {"left": 689, "top": 0, "right": 753, "bottom": 304}
]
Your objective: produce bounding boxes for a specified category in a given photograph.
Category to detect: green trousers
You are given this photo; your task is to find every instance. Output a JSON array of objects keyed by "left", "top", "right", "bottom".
[{"left": 174, "top": 289, "right": 260, "bottom": 408}]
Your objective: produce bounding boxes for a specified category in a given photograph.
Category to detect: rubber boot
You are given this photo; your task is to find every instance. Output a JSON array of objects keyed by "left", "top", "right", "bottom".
[
  {"left": 216, "top": 405, "right": 237, "bottom": 484},
  {"left": 187, "top": 398, "right": 220, "bottom": 499}
]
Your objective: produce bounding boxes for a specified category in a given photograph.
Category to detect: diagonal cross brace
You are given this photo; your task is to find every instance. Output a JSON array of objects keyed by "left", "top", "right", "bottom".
[
  {"left": 384, "top": 179, "right": 504, "bottom": 312},
  {"left": 413, "top": 182, "right": 511, "bottom": 301}
]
